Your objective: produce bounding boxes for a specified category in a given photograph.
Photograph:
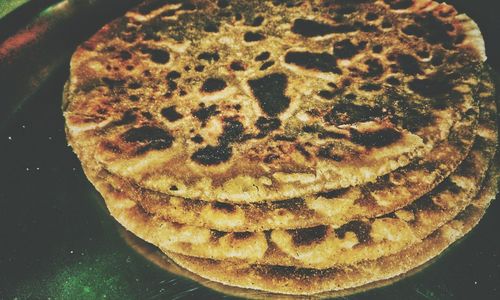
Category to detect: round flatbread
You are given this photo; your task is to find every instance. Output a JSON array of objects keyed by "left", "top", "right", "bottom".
[{"left": 64, "top": 0, "right": 486, "bottom": 203}]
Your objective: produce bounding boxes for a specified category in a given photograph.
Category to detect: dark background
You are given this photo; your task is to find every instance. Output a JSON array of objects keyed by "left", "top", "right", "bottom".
[{"left": 0, "top": 1, "right": 499, "bottom": 299}]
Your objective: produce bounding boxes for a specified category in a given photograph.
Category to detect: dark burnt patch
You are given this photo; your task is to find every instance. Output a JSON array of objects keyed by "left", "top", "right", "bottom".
[
  {"left": 396, "top": 54, "right": 422, "bottom": 75},
  {"left": 332, "top": 3, "right": 357, "bottom": 14},
  {"left": 191, "top": 144, "right": 232, "bottom": 165},
  {"left": 264, "top": 153, "right": 279, "bottom": 163},
  {"left": 414, "top": 13, "right": 456, "bottom": 48},
  {"left": 244, "top": 32, "right": 265, "bottom": 42},
  {"left": 128, "top": 82, "right": 142, "bottom": 90},
  {"left": 191, "top": 117, "right": 245, "bottom": 165},
  {"left": 233, "top": 232, "right": 253, "bottom": 240},
  {"left": 256, "top": 117, "right": 281, "bottom": 134},
  {"left": 270, "top": 197, "right": 305, "bottom": 209},
  {"left": 201, "top": 78, "right": 227, "bottom": 93},
  {"left": 403, "top": 109, "right": 434, "bottom": 132},
  {"left": 381, "top": 19, "right": 392, "bottom": 29},
  {"left": 386, "top": 76, "right": 401, "bottom": 86},
  {"left": 360, "top": 83, "right": 382, "bottom": 91},
  {"left": 248, "top": 73, "right": 290, "bottom": 116},
  {"left": 402, "top": 24, "right": 424, "bottom": 37},
  {"left": 119, "top": 50, "right": 132, "bottom": 60},
  {"left": 292, "top": 19, "right": 356, "bottom": 37},
  {"left": 285, "top": 51, "right": 340, "bottom": 74},
  {"left": 318, "top": 131, "right": 347, "bottom": 139},
  {"left": 295, "top": 144, "right": 311, "bottom": 159},
  {"left": 431, "top": 177, "right": 462, "bottom": 196},
  {"left": 102, "top": 77, "right": 125, "bottom": 89},
  {"left": 372, "top": 44, "right": 383, "bottom": 54},
  {"left": 252, "top": 16, "right": 265, "bottom": 26},
  {"left": 212, "top": 201, "right": 236, "bottom": 213},
  {"left": 198, "top": 51, "right": 220, "bottom": 62},
  {"left": 192, "top": 104, "right": 220, "bottom": 125},
  {"left": 289, "top": 225, "right": 328, "bottom": 246},
  {"left": 219, "top": 119, "right": 245, "bottom": 144},
  {"left": 360, "top": 24, "right": 379, "bottom": 33},
  {"left": 301, "top": 124, "right": 347, "bottom": 139},
  {"left": 431, "top": 52, "right": 444, "bottom": 66},
  {"left": 454, "top": 157, "right": 477, "bottom": 178},
  {"left": 303, "top": 125, "right": 318, "bottom": 133},
  {"left": 129, "top": 95, "right": 140, "bottom": 102},
  {"left": 211, "top": 230, "right": 228, "bottom": 239},
  {"left": 455, "top": 207, "right": 473, "bottom": 222},
  {"left": 112, "top": 110, "right": 137, "bottom": 126},
  {"left": 101, "top": 141, "right": 121, "bottom": 153},
  {"left": 122, "top": 126, "right": 174, "bottom": 153},
  {"left": 417, "top": 50, "right": 430, "bottom": 59},
  {"left": 364, "top": 58, "right": 384, "bottom": 77},
  {"left": 273, "top": 134, "right": 296, "bottom": 142},
  {"left": 350, "top": 127, "right": 402, "bottom": 148},
  {"left": 272, "top": 0, "right": 303, "bottom": 7},
  {"left": 255, "top": 51, "right": 270, "bottom": 61},
  {"left": 166, "top": 71, "right": 181, "bottom": 80},
  {"left": 317, "top": 144, "right": 343, "bottom": 161},
  {"left": 317, "top": 188, "right": 349, "bottom": 199},
  {"left": 260, "top": 61, "right": 275, "bottom": 70},
  {"left": 161, "top": 106, "right": 183, "bottom": 122},
  {"left": 191, "top": 134, "right": 203, "bottom": 143},
  {"left": 406, "top": 195, "right": 441, "bottom": 214},
  {"left": 318, "top": 90, "right": 336, "bottom": 100},
  {"left": 408, "top": 73, "right": 452, "bottom": 98},
  {"left": 333, "top": 39, "right": 360, "bottom": 59},
  {"left": 365, "top": 12, "right": 379, "bottom": 21},
  {"left": 335, "top": 220, "right": 372, "bottom": 243},
  {"left": 384, "top": 0, "right": 414, "bottom": 10},
  {"left": 230, "top": 61, "right": 245, "bottom": 71},
  {"left": 204, "top": 22, "right": 219, "bottom": 33},
  {"left": 167, "top": 80, "right": 178, "bottom": 91},
  {"left": 233, "top": 12, "right": 242, "bottom": 20},
  {"left": 324, "top": 103, "right": 387, "bottom": 126},
  {"left": 140, "top": 47, "right": 170, "bottom": 64}
]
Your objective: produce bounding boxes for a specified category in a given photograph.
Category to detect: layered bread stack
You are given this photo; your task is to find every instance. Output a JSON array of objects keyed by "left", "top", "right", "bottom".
[{"left": 63, "top": 0, "right": 498, "bottom": 295}]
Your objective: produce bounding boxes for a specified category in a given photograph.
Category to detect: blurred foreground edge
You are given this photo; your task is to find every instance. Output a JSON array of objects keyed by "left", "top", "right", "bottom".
[{"left": 0, "top": 0, "right": 141, "bottom": 130}]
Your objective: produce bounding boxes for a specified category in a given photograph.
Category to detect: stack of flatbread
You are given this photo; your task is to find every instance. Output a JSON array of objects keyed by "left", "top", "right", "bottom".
[{"left": 63, "top": 0, "right": 499, "bottom": 295}]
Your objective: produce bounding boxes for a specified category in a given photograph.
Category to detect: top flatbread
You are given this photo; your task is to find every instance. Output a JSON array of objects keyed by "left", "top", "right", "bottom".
[
  {"left": 68, "top": 69, "right": 487, "bottom": 231},
  {"left": 64, "top": 0, "right": 486, "bottom": 202}
]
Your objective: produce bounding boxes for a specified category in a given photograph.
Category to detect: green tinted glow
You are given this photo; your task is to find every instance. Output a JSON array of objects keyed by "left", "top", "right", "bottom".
[
  {"left": 0, "top": 0, "right": 30, "bottom": 19},
  {"left": 14, "top": 252, "right": 134, "bottom": 299}
]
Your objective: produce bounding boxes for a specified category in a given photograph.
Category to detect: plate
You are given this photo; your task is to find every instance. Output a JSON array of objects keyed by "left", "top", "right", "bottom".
[{"left": 0, "top": 1, "right": 498, "bottom": 299}]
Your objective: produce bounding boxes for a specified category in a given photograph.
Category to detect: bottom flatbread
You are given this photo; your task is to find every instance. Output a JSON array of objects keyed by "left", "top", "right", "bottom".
[
  {"left": 121, "top": 229, "right": 439, "bottom": 300},
  {"left": 164, "top": 166, "right": 498, "bottom": 295}
]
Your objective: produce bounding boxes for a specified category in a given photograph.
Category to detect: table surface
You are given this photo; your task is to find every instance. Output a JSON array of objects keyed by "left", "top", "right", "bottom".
[{"left": 0, "top": 1, "right": 499, "bottom": 299}]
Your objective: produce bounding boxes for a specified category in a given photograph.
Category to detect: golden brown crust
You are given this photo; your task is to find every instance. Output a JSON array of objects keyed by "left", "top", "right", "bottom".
[
  {"left": 64, "top": 0, "right": 484, "bottom": 203},
  {"left": 64, "top": 67, "right": 496, "bottom": 269},
  {"left": 67, "top": 70, "right": 494, "bottom": 232},
  {"left": 71, "top": 116, "right": 497, "bottom": 268},
  {"left": 165, "top": 165, "right": 499, "bottom": 295}
]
